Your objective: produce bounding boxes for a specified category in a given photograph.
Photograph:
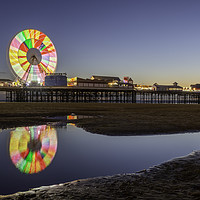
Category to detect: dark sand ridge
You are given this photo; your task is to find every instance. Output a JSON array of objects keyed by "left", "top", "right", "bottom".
[
  {"left": 0, "top": 102, "right": 200, "bottom": 135},
  {"left": 1, "top": 102, "right": 200, "bottom": 199},
  {"left": 1, "top": 151, "right": 200, "bottom": 199}
]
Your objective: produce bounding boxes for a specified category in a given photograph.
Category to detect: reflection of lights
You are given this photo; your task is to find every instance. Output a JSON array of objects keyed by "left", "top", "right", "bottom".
[
  {"left": 67, "top": 123, "right": 76, "bottom": 126},
  {"left": 67, "top": 115, "right": 77, "bottom": 120},
  {"left": 9, "top": 125, "right": 57, "bottom": 174}
]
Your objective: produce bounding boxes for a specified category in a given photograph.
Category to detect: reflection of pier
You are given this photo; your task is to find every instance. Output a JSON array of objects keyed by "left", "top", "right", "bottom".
[{"left": 2, "top": 87, "right": 200, "bottom": 104}]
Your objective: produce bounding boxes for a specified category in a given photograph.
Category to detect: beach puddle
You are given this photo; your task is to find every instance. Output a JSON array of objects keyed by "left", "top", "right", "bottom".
[{"left": 0, "top": 124, "right": 200, "bottom": 195}]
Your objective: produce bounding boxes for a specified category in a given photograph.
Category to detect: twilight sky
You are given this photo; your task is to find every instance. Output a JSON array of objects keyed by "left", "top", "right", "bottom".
[{"left": 1, "top": 0, "right": 200, "bottom": 86}]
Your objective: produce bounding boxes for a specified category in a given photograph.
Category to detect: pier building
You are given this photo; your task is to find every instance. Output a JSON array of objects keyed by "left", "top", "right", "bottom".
[
  {"left": 91, "top": 75, "right": 120, "bottom": 82},
  {"left": 67, "top": 76, "right": 134, "bottom": 88},
  {"left": 153, "top": 82, "right": 183, "bottom": 91},
  {"left": 190, "top": 84, "right": 200, "bottom": 91},
  {"left": 67, "top": 77, "right": 108, "bottom": 88},
  {"left": 134, "top": 84, "right": 153, "bottom": 91},
  {"left": 0, "top": 79, "right": 13, "bottom": 87},
  {"left": 45, "top": 73, "right": 67, "bottom": 87}
]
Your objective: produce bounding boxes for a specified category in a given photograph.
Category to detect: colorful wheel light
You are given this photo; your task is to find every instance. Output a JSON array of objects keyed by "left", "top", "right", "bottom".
[
  {"left": 8, "top": 29, "right": 57, "bottom": 84},
  {"left": 9, "top": 125, "right": 57, "bottom": 174}
]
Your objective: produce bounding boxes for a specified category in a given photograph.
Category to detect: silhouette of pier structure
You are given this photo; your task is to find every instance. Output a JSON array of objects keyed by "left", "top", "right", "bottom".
[
  {"left": 2, "top": 87, "right": 200, "bottom": 104},
  {"left": 3, "top": 87, "right": 135, "bottom": 103}
]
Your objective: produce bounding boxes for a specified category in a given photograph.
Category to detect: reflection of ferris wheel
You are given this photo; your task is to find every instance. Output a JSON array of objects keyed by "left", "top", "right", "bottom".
[
  {"left": 7, "top": 29, "right": 57, "bottom": 85},
  {"left": 9, "top": 125, "right": 57, "bottom": 174}
]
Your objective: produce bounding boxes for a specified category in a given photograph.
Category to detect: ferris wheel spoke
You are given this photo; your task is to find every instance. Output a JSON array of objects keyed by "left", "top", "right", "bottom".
[
  {"left": 24, "top": 39, "right": 33, "bottom": 49},
  {"left": 42, "top": 59, "right": 50, "bottom": 65},
  {"left": 18, "top": 56, "right": 26, "bottom": 58},
  {"left": 19, "top": 43, "right": 29, "bottom": 52},
  {"left": 23, "top": 63, "right": 31, "bottom": 73},
  {"left": 11, "top": 37, "right": 21, "bottom": 49},
  {"left": 22, "top": 72, "right": 29, "bottom": 82},
  {"left": 37, "top": 64, "right": 44, "bottom": 74},
  {"left": 39, "top": 63, "right": 51, "bottom": 74},
  {"left": 29, "top": 29, "right": 35, "bottom": 39},
  {"left": 34, "top": 40, "right": 42, "bottom": 49},
  {"left": 18, "top": 57, "right": 28, "bottom": 66},
  {"left": 38, "top": 43, "right": 46, "bottom": 51},
  {"left": 39, "top": 34, "right": 46, "bottom": 43},
  {"left": 41, "top": 56, "right": 50, "bottom": 62},
  {"left": 41, "top": 49, "right": 56, "bottom": 56},
  {"left": 41, "top": 50, "right": 49, "bottom": 55},
  {"left": 45, "top": 43, "right": 53, "bottom": 50},
  {"left": 21, "top": 66, "right": 31, "bottom": 83},
  {"left": 20, "top": 60, "right": 29, "bottom": 68}
]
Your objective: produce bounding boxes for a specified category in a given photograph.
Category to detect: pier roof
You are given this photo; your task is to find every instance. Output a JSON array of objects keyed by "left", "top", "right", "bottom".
[{"left": 91, "top": 75, "right": 120, "bottom": 82}]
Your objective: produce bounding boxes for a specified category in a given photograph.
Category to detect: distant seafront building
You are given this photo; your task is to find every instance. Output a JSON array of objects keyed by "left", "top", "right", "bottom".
[
  {"left": 91, "top": 75, "right": 120, "bottom": 82},
  {"left": 91, "top": 75, "right": 133, "bottom": 88},
  {"left": 0, "top": 79, "right": 13, "bottom": 87},
  {"left": 67, "top": 77, "right": 108, "bottom": 87},
  {"left": 134, "top": 84, "right": 153, "bottom": 91},
  {"left": 190, "top": 84, "right": 200, "bottom": 91},
  {"left": 67, "top": 75, "right": 134, "bottom": 88},
  {"left": 153, "top": 82, "right": 183, "bottom": 91}
]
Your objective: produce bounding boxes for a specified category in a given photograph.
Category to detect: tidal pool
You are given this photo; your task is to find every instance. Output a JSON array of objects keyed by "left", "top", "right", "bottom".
[{"left": 0, "top": 124, "right": 200, "bottom": 195}]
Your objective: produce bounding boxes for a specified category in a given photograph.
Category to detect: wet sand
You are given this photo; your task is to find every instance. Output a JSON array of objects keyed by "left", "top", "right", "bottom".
[
  {"left": 1, "top": 151, "right": 200, "bottom": 199},
  {"left": 1, "top": 102, "right": 200, "bottom": 135}
]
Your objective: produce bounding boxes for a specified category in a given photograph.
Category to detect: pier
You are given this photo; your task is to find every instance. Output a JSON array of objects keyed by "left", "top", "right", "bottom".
[
  {"left": 1, "top": 87, "right": 200, "bottom": 104},
  {"left": 3, "top": 87, "right": 136, "bottom": 103},
  {"left": 136, "top": 90, "right": 200, "bottom": 104}
]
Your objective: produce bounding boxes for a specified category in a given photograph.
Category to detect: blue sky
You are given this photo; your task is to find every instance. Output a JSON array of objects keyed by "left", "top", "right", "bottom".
[{"left": 1, "top": 0, "right": 200, "bottom": 86}]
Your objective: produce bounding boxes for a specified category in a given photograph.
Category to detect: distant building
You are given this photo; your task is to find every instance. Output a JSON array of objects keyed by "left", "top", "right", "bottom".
[
  {"left": 153, "top": 82, "right": 183, "bottom": 91},
  {"left": 0, "top": 79, "right": 13, "bottom": 87},
  {"left": 182, "top": 87, "right": 190, "bottom": 91},
  {"left": 91, "top": 75, "right": 120, "bottom": 82},
  {"left": 67, "top": 77, "right": 108, "bottom": 88},
  {"left": 123, "top": 77, "right": 133, "bottom": 83},
  {"left": 118, "top": 77, "right": 134, "bottom": 88},
  {"left": 67, "top": 75, "right": 134, "bottom": 88},
  {"left": 134, "top": 84, "right": 153, "bottom": 90},
  {"left": 190, "top": 84, "right": 200, "bottom": 91},
  {"left": 45, "top": 73, "right": 67, "bottom": 87},
  {"left": 91, "top": 75, "right": 134, "bottom": 88}
]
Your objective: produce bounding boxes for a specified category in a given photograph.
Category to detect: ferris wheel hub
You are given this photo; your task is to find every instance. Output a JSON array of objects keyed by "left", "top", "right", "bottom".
[
  {"left": 28, "top": 139, "right": 42, "bottom": 151},
  {"left": 27, "top": 48, "right": 42, "bottom": 65}
]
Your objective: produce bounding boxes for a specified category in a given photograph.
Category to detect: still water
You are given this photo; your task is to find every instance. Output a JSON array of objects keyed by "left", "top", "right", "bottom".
[{"left": 0, "top": 124, "right": 200, "bottom": 195}]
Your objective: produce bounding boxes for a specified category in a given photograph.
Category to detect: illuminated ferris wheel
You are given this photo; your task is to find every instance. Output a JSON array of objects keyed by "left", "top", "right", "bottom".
[{"left": 8, "top": 29, "right": 57, "bottom": 85}]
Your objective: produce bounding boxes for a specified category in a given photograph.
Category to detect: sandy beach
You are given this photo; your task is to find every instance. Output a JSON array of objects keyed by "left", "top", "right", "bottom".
[
  {"left": 1, "top": 102, "right": 200, "bottom": 135},
  {"left": 1, "top": 102, "right": 200, "bottom": 199}
]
